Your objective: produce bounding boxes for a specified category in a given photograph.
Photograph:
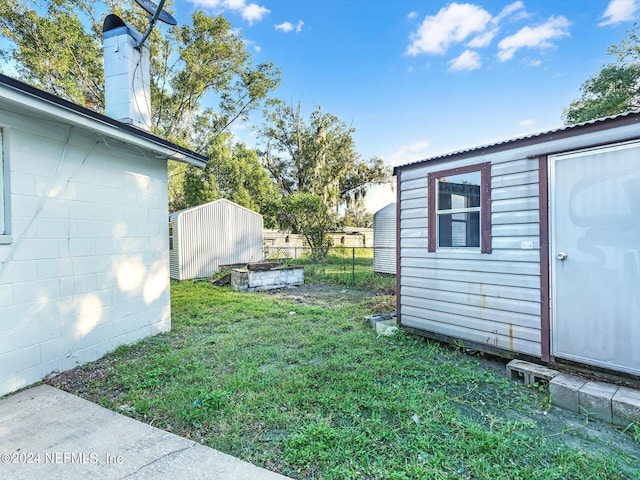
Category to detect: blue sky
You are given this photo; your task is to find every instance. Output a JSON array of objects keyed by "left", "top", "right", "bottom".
[
  {"left": 4, "top": 0, "right": 638, "bottom": 210},
  {"left": 173, "top": 0, "right": 640, "bottom": 167},
  {"left": 170, "top": 0, "right": 640, "bottom": 210}
]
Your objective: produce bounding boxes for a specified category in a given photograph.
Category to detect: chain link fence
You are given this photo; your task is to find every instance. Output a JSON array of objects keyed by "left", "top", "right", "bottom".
[{"left": 263, "top": 246, "right": 396, "bottom": 290}]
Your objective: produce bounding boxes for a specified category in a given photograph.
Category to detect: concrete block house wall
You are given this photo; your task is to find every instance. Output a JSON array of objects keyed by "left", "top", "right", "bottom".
[
  {"left": 0, "top": 14, "right": 206, "bottom": 397},
  {"left": 0, "top": 117, "right": 171, "bottom": 395}
]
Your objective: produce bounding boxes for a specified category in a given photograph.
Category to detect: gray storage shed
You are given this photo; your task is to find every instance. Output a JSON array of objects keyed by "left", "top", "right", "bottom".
[
  {"left": 394, "top": 112, "right": 640, "bottom": 377},
  {"left": 373, "top": 203, "right": 397, "bottom": 274},
  {"left": 169, "top": 199, "right": 263, "bottom": 280}
]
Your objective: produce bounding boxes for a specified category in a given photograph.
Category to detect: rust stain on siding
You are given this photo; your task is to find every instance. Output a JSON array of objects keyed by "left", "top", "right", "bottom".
[{"left": 509, "top": 323, "right": 514, "bottom": 351}]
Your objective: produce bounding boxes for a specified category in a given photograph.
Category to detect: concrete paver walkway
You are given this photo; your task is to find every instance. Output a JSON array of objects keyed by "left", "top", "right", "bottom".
[{"left": 0, "top": 385, "right": 291, "bottom": 479}]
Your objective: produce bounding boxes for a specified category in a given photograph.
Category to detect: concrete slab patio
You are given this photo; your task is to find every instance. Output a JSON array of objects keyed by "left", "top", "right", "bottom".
[{"left": 0, "top": 385, "right": 290, "bottom": 479}]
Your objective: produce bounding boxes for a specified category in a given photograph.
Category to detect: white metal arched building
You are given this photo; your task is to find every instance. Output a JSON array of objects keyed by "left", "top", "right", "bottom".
[
  {"left": 373, "top": 203, "right": 397, "bottom": 274},
  {"left": 169, "top": 199, "right": 263, "bottom": 280}
]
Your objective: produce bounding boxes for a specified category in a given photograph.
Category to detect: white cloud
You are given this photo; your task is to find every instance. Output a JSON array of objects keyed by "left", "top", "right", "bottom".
[
  {"left": 449, "top": 50, "right": 482, "bottom": 71},
  {"left": 600, "top": 0, "right": 640, "bottom": 26},
  {"left": 388, "top": 140, "right": 430, "bottom": 165},
  {"left": 274, "top": 20, "right": 304, "bottom": 33},
  {"left": 407, "top": 2, "right": 529, "bottom": 57},
  {"left": 242, "top": 3, "right": 269, "bottom": 24},
  {"left": 188, "top": 0, "right": 269, "bottom": 24},
  {"left": 519, "top": 119, "right": 536, "bottom": 127},
  {"left": 496, "top": 1, "right": 526, "bottom": 22},
  {"left": 407, "top": 11, "right": 418, "bottom": 20},
  {"left": 275, "top": 21, "right": 293, "bottom": 32},
  {"left": 528, "top": 59, "right": 541, "bottom": 67},
  {"left": 468, "top": 29, "right": 498, "bottom": 48},
  {"left": 407, "top": 3, "right": 493, "bottom": 55},
  {"left": 497, "top": 15, "right": 570, "bottom": 61}
]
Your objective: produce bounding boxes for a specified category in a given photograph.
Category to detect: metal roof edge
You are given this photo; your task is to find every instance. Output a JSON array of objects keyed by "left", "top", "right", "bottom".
[
  {"left": 392, "top": 110, "right": 640, "bottom": 175},
  {"left": 0, "top": 74, "right": 207, "bottom": 167},
  {"left": 169, "top": 198, "right": 263, "bottom": 218}
]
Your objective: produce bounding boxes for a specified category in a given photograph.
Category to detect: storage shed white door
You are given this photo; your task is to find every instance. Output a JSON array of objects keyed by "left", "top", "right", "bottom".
[{"left": 550, "top": 141, "right": 640, "bottom": 375}]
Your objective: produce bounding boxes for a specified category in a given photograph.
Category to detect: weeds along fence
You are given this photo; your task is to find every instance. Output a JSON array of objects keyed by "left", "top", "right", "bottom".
[{"left": 263, "top": 246, "right": 396, "bottom": 291}]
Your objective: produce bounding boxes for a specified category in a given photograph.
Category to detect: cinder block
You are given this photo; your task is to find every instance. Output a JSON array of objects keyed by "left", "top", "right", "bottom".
[
  {"left": 0, "top": 260, "right": 37, "bottom": 284},
  {"left": 13, "top": 278, "right": 60, "bottom": 305},
  {"left": 612, "top": 386, "right": 640, "bottom": 427},
  {"left": 0, "top": 331, "right": 14, "bottom": 356},
  {"left": 10, "top": 172, "right": 37, "bottom": 196},
  {"left": 77, "top": 220, "right": 111, "bottom": 238},
  {"left": 68, "top": 238, "right": 95, "bottom": 256},
  {"left": 506, "top": 359, "right": 559, "bottom": 385},
  {"left": 37, "top": 258, "right": 74, "bottom": 280},
  {"left": 13, "top": 321, "right": 59, "bottom": 349},
  {"left": 0, "top": 346, "right": 41, "bottom": 378},
  {"left": 578, "top": 381, "right": 618, "bottom": 423},
  {"left": 550, "top": 373, "right": 586, "bottom": 414},
  {"left": 0, "top": 284, "right": 12, "bottom": 307},
  {"left": 75, "top": 182, "right": 111, "bottom": 204},
  {"left": 0, "top": 373, "right": 16, "bottom": 397},
  {"left": 69, "top": 201, "right": 95, "bottom": 220}
]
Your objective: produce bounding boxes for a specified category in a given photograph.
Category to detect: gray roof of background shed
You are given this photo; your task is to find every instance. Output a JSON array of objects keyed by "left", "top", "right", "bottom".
[{"left": 393, "top": 110, "right": 640, "bottom": 175}]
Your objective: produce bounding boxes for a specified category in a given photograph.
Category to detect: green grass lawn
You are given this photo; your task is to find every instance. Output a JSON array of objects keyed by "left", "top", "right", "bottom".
[{"left": 51, "top": 281, "right": 639, "bottom": 479}]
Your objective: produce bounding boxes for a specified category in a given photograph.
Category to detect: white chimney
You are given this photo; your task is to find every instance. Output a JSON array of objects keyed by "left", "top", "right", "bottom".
[{"left": 102, "top": 14, "right": 151, "bottom": 131}]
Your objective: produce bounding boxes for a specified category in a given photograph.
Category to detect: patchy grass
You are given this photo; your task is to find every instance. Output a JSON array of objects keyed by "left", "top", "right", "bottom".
[
  {"left": 50, "top": 282, "right": 639, "bottom": 479},
  {"left": 290, "top": 248, "right": 396, "bottom": 292}
]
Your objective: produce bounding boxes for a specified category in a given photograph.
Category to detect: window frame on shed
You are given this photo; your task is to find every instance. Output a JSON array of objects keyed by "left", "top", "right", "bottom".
[{"left": 427, "top": 162, "right": 491, "bottom": 253}]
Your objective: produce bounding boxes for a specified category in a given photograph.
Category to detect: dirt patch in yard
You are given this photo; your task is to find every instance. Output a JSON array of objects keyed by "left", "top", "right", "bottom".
[{"left": 264, "top": 283, "right": 396, "bottom": 312}]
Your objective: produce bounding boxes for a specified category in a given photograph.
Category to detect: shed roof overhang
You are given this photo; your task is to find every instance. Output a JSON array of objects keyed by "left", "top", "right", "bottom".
[
  {"left": 393, "top": 110, "right": 640, "bottom": 175},
  {"left": 0, "top": 74, "right": 207, "bottom": 167}
]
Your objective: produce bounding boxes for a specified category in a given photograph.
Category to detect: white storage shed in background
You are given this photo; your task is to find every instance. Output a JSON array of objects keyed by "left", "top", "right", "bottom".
[
  {"left": 373, "top": 203, "right": 397, "bottom": 274},
  {"left": 169, "top": 199, "right": 263, "bottom": 280}
]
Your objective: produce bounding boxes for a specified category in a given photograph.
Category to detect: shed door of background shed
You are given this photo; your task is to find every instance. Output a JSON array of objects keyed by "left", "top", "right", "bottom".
[{"left": 550, "top": 141, "right": 640, "bottom": 376}]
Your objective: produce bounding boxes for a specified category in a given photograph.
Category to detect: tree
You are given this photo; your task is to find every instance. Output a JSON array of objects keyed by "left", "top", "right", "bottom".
[
  {"left": 275, "top": 193, "right": 338, "bottom": 259},
  {"left": 563, "top": 64, "right": 640, "bottom": 124},
  {"left": 564, "top": 24, "right": 640, "bottom": 124},
  {"left": 259, "top": 101, "right": 390, "bottom": 251},
  {"left": 343, "top": 200, "right": 373, "bottom": 228},
  {"left": 0, "top": 0, "right": 280, "bottom": 207},
  {"left": 174, "top": 134, "right": 280, "bottom": 222}
]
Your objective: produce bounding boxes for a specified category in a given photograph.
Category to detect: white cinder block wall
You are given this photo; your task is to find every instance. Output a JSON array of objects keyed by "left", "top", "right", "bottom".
[{"left": 0, "top": 110, "right": 170, "bottom": 396}]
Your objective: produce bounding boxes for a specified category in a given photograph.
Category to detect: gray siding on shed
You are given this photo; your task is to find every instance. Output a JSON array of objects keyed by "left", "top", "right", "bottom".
[
  {"left": 169, "top": 199, "right": 263, "bottom": 280},
  {"left": 373, "top": 203, "right": 396, "bottom": 274},
  {"left": 398, "top": 154, "right": 542, "bottom": 356},
  {"left": 396, "top": 114, "right": 640, "bottom": 367}
]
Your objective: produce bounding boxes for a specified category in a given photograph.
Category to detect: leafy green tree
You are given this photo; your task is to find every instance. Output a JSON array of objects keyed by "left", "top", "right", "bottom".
[
  {"left": 0, "top": 0, "right": 280, "bottom": 208},
  {"left": 211, "top": 141, "right": 280, "bottom": 219},
  {"left": 563, "top": 64, "right": 640, "bottom": 124},
  {"left": 343, "top": 200, "right": 374, "bottom": 228},
  {"left": 275, "top": 193, "right": 338, "bottom": 259},
  {"left": 173, "top": 134, "right": 280, "bottom": 221},
  {"left": 259, "top": 101, "right": 390, "bottom": 252},
  {"left": 0, "top": 0, "right": 104, "bottom": 108},
  {"left": 564, "top": 24, "right": 640, "bottom": 124}
]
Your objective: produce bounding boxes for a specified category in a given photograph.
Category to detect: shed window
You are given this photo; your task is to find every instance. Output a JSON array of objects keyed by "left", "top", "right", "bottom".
[
  {"left": 428, "top": 163, "right": 491, "bottom": 253},
  {"left": 169, "top": 223, "right": 174, "bottom": 250}
]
